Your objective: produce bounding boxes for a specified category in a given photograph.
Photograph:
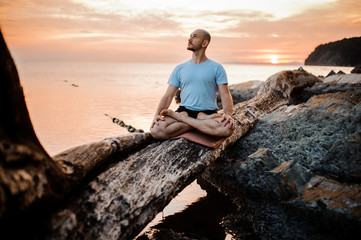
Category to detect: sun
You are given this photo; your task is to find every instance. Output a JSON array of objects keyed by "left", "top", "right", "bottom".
[{"left": 269, "top": 55, "right": 279, "bottom": 64}]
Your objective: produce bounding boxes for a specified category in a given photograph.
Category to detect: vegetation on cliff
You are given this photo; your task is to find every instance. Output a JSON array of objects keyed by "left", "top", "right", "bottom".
[{"left": 305, "top": 37, "right": 361, "bottom": 67}]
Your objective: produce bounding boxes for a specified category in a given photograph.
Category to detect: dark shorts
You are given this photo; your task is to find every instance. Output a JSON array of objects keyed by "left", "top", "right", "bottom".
[{"left": 176, "top": 106, "right": 217, "bottom": 119}]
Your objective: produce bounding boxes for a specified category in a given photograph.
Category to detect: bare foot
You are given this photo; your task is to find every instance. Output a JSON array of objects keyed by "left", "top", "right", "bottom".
[
  {"left": 160, "top": 109, "right": 183, "bottom": 121},
  {"left": 160, "top": 109, "right": 174, "bottom": 117}
]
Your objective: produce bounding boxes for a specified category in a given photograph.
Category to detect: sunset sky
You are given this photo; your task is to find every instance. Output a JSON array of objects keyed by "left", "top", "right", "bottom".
[{"left": 0, "top": 0, "right": 360, "bottom": 64}]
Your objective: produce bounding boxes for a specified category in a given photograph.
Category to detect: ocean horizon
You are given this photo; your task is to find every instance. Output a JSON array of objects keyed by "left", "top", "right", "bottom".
[{"left": 16, "top": 61, "right": 353, "bottom": 155}]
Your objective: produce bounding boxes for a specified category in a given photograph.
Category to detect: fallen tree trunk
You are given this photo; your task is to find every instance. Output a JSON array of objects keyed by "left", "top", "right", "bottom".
[{"left": 44, "top": 70, "right": 321, "bottom": 239}]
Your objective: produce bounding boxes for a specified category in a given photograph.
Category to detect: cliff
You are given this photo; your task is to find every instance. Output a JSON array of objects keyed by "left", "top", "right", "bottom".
[{"left": 305, "top": 37, "right": 361, "bottom": 67}]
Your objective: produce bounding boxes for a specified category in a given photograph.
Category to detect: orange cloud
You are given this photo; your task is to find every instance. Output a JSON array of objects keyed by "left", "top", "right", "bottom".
[{"left": 1, "top": 0, "right": 360, "bottom": 64}]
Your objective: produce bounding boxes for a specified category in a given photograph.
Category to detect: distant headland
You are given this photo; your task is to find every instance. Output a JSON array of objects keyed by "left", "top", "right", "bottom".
[{"left": 305, "top": 37, "right": 361, "bottom": 67}]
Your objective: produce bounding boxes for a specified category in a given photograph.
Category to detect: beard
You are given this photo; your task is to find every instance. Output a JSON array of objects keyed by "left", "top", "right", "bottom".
[
  {"left": 187, "top": 46, "right": 195, "bottom": 51},
  {"left": 187, "top": 42, "right": 201, "bottom": 52}
]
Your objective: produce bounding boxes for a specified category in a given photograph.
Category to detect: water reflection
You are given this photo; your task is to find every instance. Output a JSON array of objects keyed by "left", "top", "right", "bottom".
[{"left": 138, "top": 178, "right": 237, "bottom": 240}]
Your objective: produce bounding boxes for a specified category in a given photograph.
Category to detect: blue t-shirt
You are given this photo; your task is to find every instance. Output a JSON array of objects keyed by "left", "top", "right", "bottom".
[{"left": 167, "top": 59, "right": 228, "bottom": 111}]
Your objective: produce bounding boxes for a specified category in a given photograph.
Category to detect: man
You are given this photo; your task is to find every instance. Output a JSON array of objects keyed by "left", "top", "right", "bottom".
[{"left": 150, "top": 29, "right": 235, "bottom": 140}]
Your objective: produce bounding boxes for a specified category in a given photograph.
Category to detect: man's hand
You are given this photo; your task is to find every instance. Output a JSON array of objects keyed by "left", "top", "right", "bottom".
[
  {"left": 150, "top": 114, "right": 164, "bottom": 130},
  {"left": 221, "top": 114, "right": 235, "bottom": 129}
]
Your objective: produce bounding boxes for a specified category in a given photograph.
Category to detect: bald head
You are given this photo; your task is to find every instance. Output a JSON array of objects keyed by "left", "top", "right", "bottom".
[
  {"left": 195, "top": 29, "right": 211, "bottom": 43},
  {"left": 187, "top": 29, "right": 212, "bottom": 52}
]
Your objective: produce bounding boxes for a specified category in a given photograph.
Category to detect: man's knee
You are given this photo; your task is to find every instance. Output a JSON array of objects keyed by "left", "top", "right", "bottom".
[
  {"left": 215, "top": 125, "right": 234, "bottom": 138},
  {"left": 150, "top": 126, "right": 167, "bottom": 140}
]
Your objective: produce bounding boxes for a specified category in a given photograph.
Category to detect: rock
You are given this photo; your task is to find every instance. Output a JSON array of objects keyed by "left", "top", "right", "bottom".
[
  {"left": 337, "top": 70, "right": 346, "bottom": 75},
  {"left": 107, "top": 115, "right": 144, "bottom": 133},
  {"left": 292, "top": 82, "right": 361, "bottom": 105},
  {"left": 311, "top": 131, "right": 361, "bottom": 182},
  {"left": 223, "top": 148, "right": 312, "bottom": 201},
  {"left": 324, "top": 73, "right": 361, "bottom": 84},
  {"left": 203, "top": 82, "right": 361, "bottom": 238},
  {"left": 291, "top": 175, "right": 361, "bottom": 220},
  {"left": 326, "top": 70, "right": 336, "bottom": 77},
  {"left": 351, "top": 66, "right": 361, "bottom": 74}
]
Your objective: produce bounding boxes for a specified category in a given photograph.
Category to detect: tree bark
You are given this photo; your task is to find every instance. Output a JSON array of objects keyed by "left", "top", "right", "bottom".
[
  {"left": 0, "top": 29, "right": 152, "bottom": 227},
  {"left": 0, "top": 29, "right": 65, "bottom": 219}
]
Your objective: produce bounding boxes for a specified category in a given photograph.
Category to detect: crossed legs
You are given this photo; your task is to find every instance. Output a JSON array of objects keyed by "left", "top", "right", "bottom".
[{"left": 150, "top": 109, "right": 234, "bottom": 140}]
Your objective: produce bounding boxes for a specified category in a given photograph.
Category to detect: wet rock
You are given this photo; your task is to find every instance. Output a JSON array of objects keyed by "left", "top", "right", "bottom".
[
  {"left": 291, "top": 175, "right": 361, "bottom": 219},
  {"left": 351, "top": 66, "right": 361, "bottom": 74},
  {"left": 326, "top": 70, "right": 336, "bottom": 77},
  {"left": 107, "top": 115, "right": 145, "bottom": 133},
  {"left": 324, "top": 73, "right": 361, "bottom": 84},
  {"left": 311, "top": 132, "right": 361, "bottom": 183},
  {"left": 203, "top": 81, "right": 361, "bottom": 239}
]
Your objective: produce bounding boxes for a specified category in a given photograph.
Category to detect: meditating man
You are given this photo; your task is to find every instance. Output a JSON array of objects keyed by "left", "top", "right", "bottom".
[{"left": 150, "top": 29, "right": 235, "bottom": 140}]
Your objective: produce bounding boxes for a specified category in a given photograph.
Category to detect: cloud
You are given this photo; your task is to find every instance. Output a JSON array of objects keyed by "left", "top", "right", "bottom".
[
  {"left": 1, "top": 0, "right": 360, "bottom": 63},
  {"left": 207, "top": 0, "right": 361, "bottom": 63}
]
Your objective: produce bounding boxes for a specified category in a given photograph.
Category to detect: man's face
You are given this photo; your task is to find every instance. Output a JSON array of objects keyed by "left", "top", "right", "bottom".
[{"left": 187, "top": 30, "right": 204, "bottom": 52}]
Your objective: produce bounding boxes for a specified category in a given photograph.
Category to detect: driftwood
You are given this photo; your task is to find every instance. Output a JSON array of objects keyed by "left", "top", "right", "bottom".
[
  {"left": 0, "top": 29, "right": 321, "bottom": 238},
  {"left": 44, "top": 70, "right": 321, "bottom": 239}
]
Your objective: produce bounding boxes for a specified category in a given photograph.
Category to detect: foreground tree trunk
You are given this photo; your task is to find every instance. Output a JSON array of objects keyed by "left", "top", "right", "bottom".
[
  {"left": 0, "top": 30, "right": 152, "bottom": 234},
  {"left": 0, "top": 29, "right": 321, "bottom": 238},
  {"left": 0, "top": 29, "right": 65, "bottom": 219}
]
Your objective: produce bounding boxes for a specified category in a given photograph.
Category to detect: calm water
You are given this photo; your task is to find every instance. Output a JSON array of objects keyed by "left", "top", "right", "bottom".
[
  {"left": 17, "top": 61, "right": 352, "bottom": 155},
  {"left": 15, "top": 61, "right": 353, "bottom": 238}
]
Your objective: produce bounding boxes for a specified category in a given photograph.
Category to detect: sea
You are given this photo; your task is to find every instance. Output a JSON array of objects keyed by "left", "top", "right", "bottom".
[{"left": 16, "top": 61, "right": 353, "bottom": 238}]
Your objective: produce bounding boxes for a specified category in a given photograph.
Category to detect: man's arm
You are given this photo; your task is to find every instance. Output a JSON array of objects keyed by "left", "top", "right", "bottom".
[
  {"left": 218, "top": 84, "right": 235, "bottom": 129},
  {"left": 150, "top": 84, "right": 179, "bottom": 129}
]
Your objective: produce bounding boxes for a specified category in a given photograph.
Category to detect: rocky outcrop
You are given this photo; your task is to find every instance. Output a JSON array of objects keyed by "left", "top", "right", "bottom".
[
  {"left": 305, "top": 37, "right": 361, "bottom": 67},
  {"left": 323, "top": 73, "right": 361, "bottom": 84},
  {"left": 203, "top": 74, "right": 361, "bottom": 239}
]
